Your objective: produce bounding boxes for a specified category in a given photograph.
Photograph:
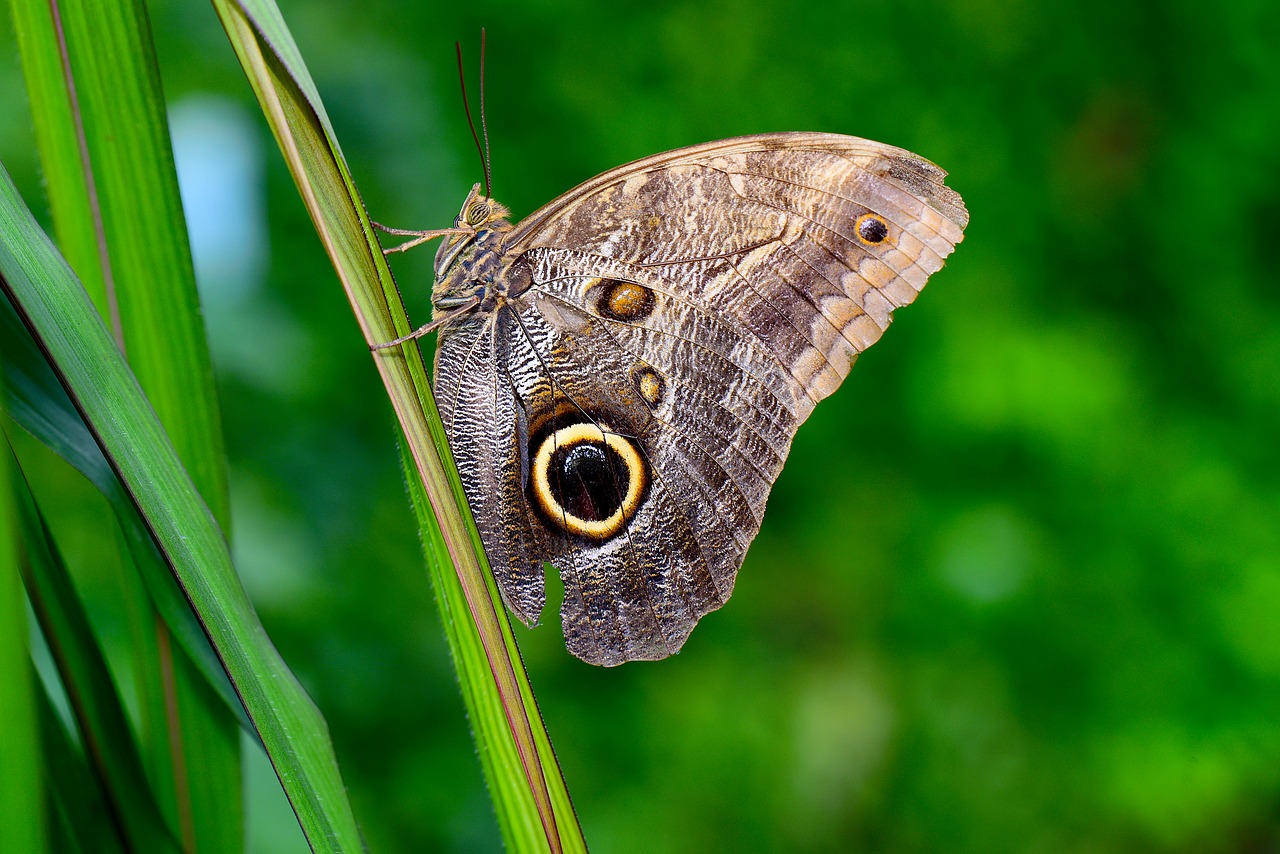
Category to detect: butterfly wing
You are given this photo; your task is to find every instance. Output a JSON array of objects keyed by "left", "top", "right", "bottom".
[
  {"left": 508, "top": 133, "right": 967, "bottom": 419},
  {"left": 433, "top": 308, "right": 547, "bottom": 626},
  {"left": 442, "top": 133, "right": 967, "bottom": 665}
]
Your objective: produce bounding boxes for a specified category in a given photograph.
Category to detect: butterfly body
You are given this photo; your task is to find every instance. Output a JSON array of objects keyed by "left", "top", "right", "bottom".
[{"left": 421, "top": 133, "right": 967, "bottom": 666}]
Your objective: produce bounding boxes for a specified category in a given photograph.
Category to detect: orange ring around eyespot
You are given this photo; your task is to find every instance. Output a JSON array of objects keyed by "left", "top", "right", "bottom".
[
  {"left": 530, "top": 422, "right": 647, "bottom": 540},
  {"left": 854, "top": 212, "right": 891, "bottom": 245}
]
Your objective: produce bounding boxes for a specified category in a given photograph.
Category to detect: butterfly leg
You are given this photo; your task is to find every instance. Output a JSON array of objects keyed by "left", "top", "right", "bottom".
[
  {"left": 369, "top": 296, "right": 482, "bottom": 350},
  {"left": 370, "top": 221, "right": 472, "bottom": 255}
]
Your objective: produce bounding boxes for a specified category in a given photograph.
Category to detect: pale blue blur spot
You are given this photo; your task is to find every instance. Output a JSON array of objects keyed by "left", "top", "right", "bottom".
[
  {"left": 171, "top": 95, "right": 313, "bottom": 393},
  {"left": 171, "top": 94, "right": 266, "bottom": 305}
]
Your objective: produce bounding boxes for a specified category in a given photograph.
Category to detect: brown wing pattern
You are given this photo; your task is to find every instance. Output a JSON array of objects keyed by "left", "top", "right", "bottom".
[
  {"left": 437, "top": 133, "right": 966, "bottom": 665},
  {"left": 433, "top": 311, "right": 548, "bottom": 627},
  {"left": 506, "top": 296, "right": 738, "bottom": 661},
  {"left": 509, "top": 133, "right": 967, "bottom": 419}
]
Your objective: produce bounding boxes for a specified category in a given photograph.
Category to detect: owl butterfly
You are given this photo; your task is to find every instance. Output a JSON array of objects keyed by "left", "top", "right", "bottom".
[{"left": 381, "top": 133, "right": 967, "bottom": 666}]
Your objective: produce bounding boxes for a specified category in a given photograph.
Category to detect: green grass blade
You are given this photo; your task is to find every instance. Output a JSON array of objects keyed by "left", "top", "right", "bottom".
[
  {"left": 36, "top": 680, "right": 127, "bottom": 854},
  {"left": 0, "top": 162, "right": 364, "bottom": 852},
  {"left": 9, "top": 451, "right": 181, "bottom": 853},
  {"left": 0, "top": 421, "right": 45, "bottom": 853},
  {"left": 6, "top": 0, "right": 107, "bottom": 315},
  {"left": 11, "top": 0, "right": 232, "bottom": 523},
  {"left": 399, "top": 437, "right": 586, "bottom": 851},
  {"left": 211, "top": 1, "right": 587, "bottom": 849},
  {"left": 1, "top": 274, "right": 247, "bottom": 734},
  {"left": 9, "top": 0, "right": 241, "bottom": 845},
  {"left": 9, "top": 0, "right": 230, "bottom": 510}
]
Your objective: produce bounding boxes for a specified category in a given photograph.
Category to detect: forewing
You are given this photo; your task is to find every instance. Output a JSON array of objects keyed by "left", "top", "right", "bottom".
[{"left": 508, "top": 132, "right": 967, "bottom": 419}]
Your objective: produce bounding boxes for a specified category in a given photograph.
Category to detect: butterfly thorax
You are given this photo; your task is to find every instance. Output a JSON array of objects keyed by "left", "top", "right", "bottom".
[{"left": 431, "top": 187, "right": 530, "bottom": 328}]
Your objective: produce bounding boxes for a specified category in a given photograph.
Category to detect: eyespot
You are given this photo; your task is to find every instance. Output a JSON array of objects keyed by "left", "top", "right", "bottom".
[
  {"left": 529, "top": 421, "right": 647, "bottom": 541},
  {"left": 855, "top": 213, "right": 890, "bottom": 245},
  {"left": 592, "top": 279, "right": 656, "bottom": 322},
  {"left": 632, "top": 366, "right": 665, "bottom": 408}
]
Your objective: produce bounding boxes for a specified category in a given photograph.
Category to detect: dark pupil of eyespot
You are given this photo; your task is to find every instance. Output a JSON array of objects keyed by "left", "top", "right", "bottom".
[
  {"left": 859, "top": 217, "right": 888, "bottom": 243},
  {"left": 550, "top": 442, "right": 627, "bottom": 521}
]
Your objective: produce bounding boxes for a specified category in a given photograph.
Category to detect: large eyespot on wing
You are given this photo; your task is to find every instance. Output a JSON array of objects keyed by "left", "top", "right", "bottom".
[{"left": 528, "top": 419, "right": 649, "bottom": 543}]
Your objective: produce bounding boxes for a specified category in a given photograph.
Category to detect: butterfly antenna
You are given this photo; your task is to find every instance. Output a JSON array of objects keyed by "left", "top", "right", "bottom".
[
  {"left": 456, "top": 40, "right": 490, "bottom": 197},
  {"left": 479, "top": 28, "right": 492, "bottom": 198}
]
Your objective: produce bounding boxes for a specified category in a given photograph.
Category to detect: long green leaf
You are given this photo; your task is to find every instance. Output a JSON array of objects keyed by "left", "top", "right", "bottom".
[
  {"left": 36, "top": 678, "right": 126, "bottom": 854},
  {"left": 9, "top": 0, "right": 240, "bottom": 846},
  {"left": 210, "top": 1, "right": 585, "bottom": 850},
  {"left": 0, "top": 245, "right": 247, "bottom": 736},
  {"left": 8, "top": 0, "right": 229, "bottom": 507},
  {"left": 8, "top": 449, "right": 180, "bottom": 853},
  {"left": 400, "top": 438, "right": 584, "bottom": 850},
  {"left": 0, "top": 160, "right": 363, "bottom": 852},
  {"left": 26, "top": 0, "right": 232, "bottom": 520},
  {"left": 6, "top": 0, "right": 105, "bottom": 314},
  {"left": 0, "top": 420, "right": 45, "bottom": 854}
]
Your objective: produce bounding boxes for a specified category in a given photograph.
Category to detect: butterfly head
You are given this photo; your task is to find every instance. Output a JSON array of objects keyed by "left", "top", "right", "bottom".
[
  {"left": 433, "top": 183, "right": 512, "bottom": 279},
  {"left": 457, "top": 182, "right": 511, "bottom": 228},
  {"left": 430, "top": 183, "right": 520, "bottom": 324}
]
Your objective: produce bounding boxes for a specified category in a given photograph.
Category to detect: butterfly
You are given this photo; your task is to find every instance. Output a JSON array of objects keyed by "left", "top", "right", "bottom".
[{"left": 378, "top": 133, "right": 967, "bottom": 665}]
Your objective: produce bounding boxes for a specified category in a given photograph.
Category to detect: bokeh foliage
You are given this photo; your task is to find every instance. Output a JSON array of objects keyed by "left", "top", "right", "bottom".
[{"left": 3, "top": 0, "right": 1277, "bottom": 851}]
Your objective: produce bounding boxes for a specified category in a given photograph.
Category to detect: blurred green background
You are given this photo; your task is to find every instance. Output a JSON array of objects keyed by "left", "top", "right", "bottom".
[{"left": 4, "top": 0, "right": 1279, "bottom": 851}]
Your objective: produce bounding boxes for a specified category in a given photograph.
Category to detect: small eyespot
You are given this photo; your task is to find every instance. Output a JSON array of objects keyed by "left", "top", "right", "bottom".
[
  {"left": 632, "top": 366, "right": 665, "bottom": 408},
  {"left": 593, "top": 279, "right": 656, "bottom": 322},
  {"left": 855, "top": 213, "right": 890, "bottom": 245}
]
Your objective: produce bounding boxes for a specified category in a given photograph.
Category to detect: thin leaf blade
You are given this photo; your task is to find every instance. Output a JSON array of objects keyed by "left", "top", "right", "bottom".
[
  {"left": 0, "top": 419, "right": 46, "bottom": 854},
  {"left": 0, "top": 160, "right": 364, "bottom": 853},
  {"left": 213, "top": 1, "right": 586, "bottom": 849}
]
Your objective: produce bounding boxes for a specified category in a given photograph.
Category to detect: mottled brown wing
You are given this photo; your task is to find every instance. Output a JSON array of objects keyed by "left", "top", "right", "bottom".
[
  {"left": 507, "top": 133, "right": 968, "bottom": 423},
  {"left": 506, "top": 261, "right": 799, "bottom": 664},
  {"left": 503, "top": 292, "right": 748, "bottom": 663},
  {"left": 450, "top": 133, "right": 967, "bottom": 665},
  {"left": 432, "top": 309, "right": 547, "bottom": 626}
]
